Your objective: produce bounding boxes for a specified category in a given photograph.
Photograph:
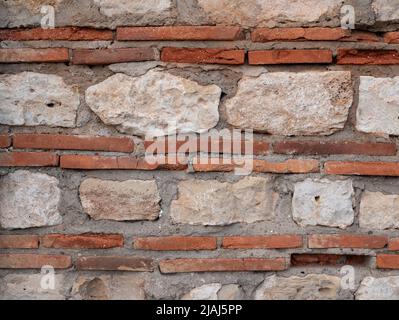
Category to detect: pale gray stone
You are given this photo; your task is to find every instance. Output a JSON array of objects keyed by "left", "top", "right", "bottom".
[
  {"left": 356, "top": 76, "right": 399, "bottom": 136},
  {"left": 356, "top": 276, "right": 399, "bottom": 300},
  {"left": 0, "top": 171, "right": 62, "bottom": 229},
  {"left": 372, "top": 0, "right": 399, "bottom": 22},
  {"left": 359, "top": 191, "right": 399, "bottom": 230},
  {"left": 79, "top": 178, "right": 161, "bottom": 221},
  {"left": 181, "top": 283, "right": 221, "bottom": 300},
  {"left": 93, "top": 0, "right": 172, "bottom": 17},
  {"left": 292, "top": 178, "right": 354, "bottom": 229},
  {"left": 0, "top": 72, "right": 79, "bottom": 127},
  {"left": 254, "top": 274, "right": 343, "bottom": 300},
  {"left": 225, "top": 72, "right": 352, "bottom": 136},
  {"left": 171, "top": 177, "right": 278, "bottom": 226},
  {"left": 217, "top": 284, "right": 243, "bottom": 300},
  {"left": 85, "top": 70, "right": 221, "bottom": 137}
]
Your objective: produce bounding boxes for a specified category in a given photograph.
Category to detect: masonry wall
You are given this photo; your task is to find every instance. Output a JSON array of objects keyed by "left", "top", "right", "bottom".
[{"left": 2, "top": 0, "right": 399, "bottom": 300}]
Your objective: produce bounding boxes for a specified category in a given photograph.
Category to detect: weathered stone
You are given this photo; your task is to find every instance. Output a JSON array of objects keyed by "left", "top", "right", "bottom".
[
  {"left": 359, "top": 191, "right": 399, "bottom": 230},
  {"left": 0, "top": 171, "right": 62, "bottom": 229},
  {"left": 254, "top": 274, "right": 343, "bottom": 300},
  {"left": 85, "top": 70, "right": 221, "bottom": 137},
  {"left": 372, "top": 0, "right": 399, "bottom": 22},
  {"left": 356, "top": 276, "right": 399, "bottom": 300},
  {"left": 0, "top": 273, "right": 66, "bottom": 300},
  {"left": 217, "top": 284, "right": 243, "bottom": 300},
  {"left": 356, "top": 76, "right": 399, "bottom": 136},
  {"left": 171, "top": 177, "right": 277, "bottom": 226},
  {"left": 0, "top": 72, "right": 79, "bottom": 127},
  {"left": 79, "top": 178, "right": 161, "bottom": 221},
  {"left": 72, "top": 275, "right": 145, "bottom": 300},
  {"left": 93, "top": 0, "right": 172, "bottom": 18},
  {"left": 197, "top": 0, "right": 344, "bottom": 27},
  {"left": 225, "top": 72, "right": 352, "bottom": 136},
  {"left": 181, "top": 283, "right": 221, "bottom": 300},
  {"left": 292, "top": 179, "right": 354, "bottom": 229}
]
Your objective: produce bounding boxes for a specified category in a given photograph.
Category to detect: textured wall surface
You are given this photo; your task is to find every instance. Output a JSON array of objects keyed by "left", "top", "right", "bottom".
[{"left": 2, "top": 0, "right": 399, "bottom": 300}]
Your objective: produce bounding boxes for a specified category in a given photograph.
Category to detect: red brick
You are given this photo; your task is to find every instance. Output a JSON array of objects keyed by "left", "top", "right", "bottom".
[
  {"left": 117, "top": 26, "right": 242, "bottom": 41},
  {"left": 337, "top": 49, "right": 399, "bottom": 65},
  {"left": 72, "top": 48, "right": 156, "bottom": 65},
  {"left": 377, "top": 254, "right": 399, "bottom": 269},
  {"left": 133, "top": 236, "right": 217, "bottom": 251},
  {"left": 159, "top": 258, "right": 287, "bottom": 273},
  {"left": 291, "top": 254, "right": 367, "bottom": 266},
  {"left": 0, "top": 253, "right": 71, "bottom": 269},
  {"left": 343, "top": 31, "right": 380, "bottom": 42},
  {"left": 308, "top": 234, "right": 388, "bottom": 249},
  {"left": 389, "top": 239, "right": 399, "bottom": 251},
  {"left": 0, "top": 48, "right": 69, "bottom": 63},
  {"left": 324, "top": 161, "right": 399, "bottom": 176},
  {"left": 251, "top": 27, "right": 349, "bottom": 42},
  {"left": 192, "top": 157, "right": 235, "bottom": 172},
  {"left": 0, "top": 235, "right": 39, "bottom": 249},
  {"left": 76, "top": 256, "right": 154, "bottom": 271},
  {"left": 161, "top": 47, "right": 245, "bottom": 65},
  {"left": 0, "top": 27, "right": 113, "bottom": 41},
  {"left": 222, "top": 235, "right": 303, "bottom": 249},
  {"left": 253, "top": 159, "right": 319, "bottom": 173},
  {"left": 0, "top": 135, "right": 11, "bottom": 148},
  {"left": 13, "top": 134, "right": 134, "bottom": 153},
  {"left": 274, "top": 141, "right": 396, "bottom": 156},
  {"left": 41, "top": 234, "right": 123, "bottom": 249},
  {"left": 249, "top": 50, "right": 332, "bottom": 65},
  {"left": 384, "top": 32, "right": 399, "bottom": 44},
  {"left": 0, "top": 152, "right": 58, "bottom": 167}
]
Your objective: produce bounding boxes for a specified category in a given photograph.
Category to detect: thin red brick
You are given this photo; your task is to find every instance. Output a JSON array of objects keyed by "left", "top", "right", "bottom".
[
  {"left": 308, "top": 234, "right": 388, "bottom": 249},
  {"left": 0, "top": 135, "right": 11, "bottom": 148},
  {"left": 249, "top": 50, "right": 332, "bottom": 65},
  {"left": 291, "top": 254, "right": 367, "bottom": 266},
  {"left": 72, "top": 48, "right": 156, "bottom": 65},
  {"left": 161, "top": 47, "right": 245, "bottom": 65},
  {"left": 159, "top": 258, "right": 287, "bottom": 273},
  {"left": 0, "top": 253, "right": 71, "bottom": 269},
  {"left": 324, "top": 161, "right": 399, "bottom": 176},
  {"left": 117, "top": 26, "right": 242, "bottom": 41},
  {"left": 222, "top": 235, "right": 303, "bottom": 249},
  {"left": 13, "top": 134, "right": 134, "bottom": 153},
  {"left": 76, "top": 256, "right": 154, "bottom": 271},
  {"left": 0, "top": 152, "right": 59, "bottom": 167},
  {"left": 389, "top": 238, "right": 399, "bottom": 251},
  {"left": 41, "top": 234, "right": 123, "bottom": 249},
  {"left": 133, "top": 236, "right": 217, "bottom": 251},
  {"left": 384, "top": 32, "right": 399, "bottom": 44},
  {"left": 0, "top": 235, "right": 39, "bottom": 249},
  {"left": 0, "top": 48, "right": 69, "bottom": 63},
  {"left": 377, "top": 254, "right": 399, "bottom": 269},
  {"left": 253, "top": 159, "right": 319, "bottom": 173},
  {"left": 337, "top": 49, "right": 399, "bottom": 65}
]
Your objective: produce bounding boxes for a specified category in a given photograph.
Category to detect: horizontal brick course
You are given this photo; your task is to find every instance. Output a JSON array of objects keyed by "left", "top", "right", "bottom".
[
  {"left": 117, "top": 26, "right": 242, "bottom": 41},
  {"left": 133, "top": 236, "right": 217, "bottom": 251},
  {"left": 0, "top": 152, "right": 59, "bottom": 167},
  {"left": 0, "top": 235, "right": 39, "bottom": 249},
  {"left": 251, "top": 28, "right": 349, "bottom": 42},
  {"left": 377, "top": 254, "right": 399, "bottom": 269},
  {"left": 0, "top": 48, "right": 69, "bottom": 63},
  {"left": 0, "top": 135, "right": 11, "bottom": 148},
  {"left": 291, "top": 254, "right": 367, "bottom": 266},
  {"left": 248, "top": 50, "right": 332, "bottom": 64},
  {"left": 41, "top": 234, "right": 124, "bottom": 249},
  {"left": 253, "top": 159, "right": 319, "bottom": 173},
  {"left": 324, "top": 161, "right": 399, "bottom": 176},
  {"left": 76, "top": 256, "right": 154, "bottom": 271},
  {"left": 72, "top": 48, "right": 156, "bottom": 65},
  {"left": 0, "top": 253, "right": 71, "bottom": 269},
  {"left": 388, "top": 239, "right": 399, "bottom": 251},
  {"left": 384, "top": 32, "right": 399, "bottom": 44},
  {"left": 308, "top": 234, "right": 388, "bottom": 249},
  {"left": 13, "top": 134, "right": 134, "bottom": 153},
  {"left": 159, "top": 258, "right": 287, "bottom": 273},
  {"left": 337, "top": 49, "right": 399, "bottom": 65},
  {"left": 161, "top": 47, "right": 245, "bottom": 65},
  {"left": 222, "top": 235, "right": 303, "bottom": 249}
]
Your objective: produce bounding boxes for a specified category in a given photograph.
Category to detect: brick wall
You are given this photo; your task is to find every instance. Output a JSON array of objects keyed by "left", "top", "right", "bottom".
[{"left": 1, "top": 0, "right": 399, "bottom": 300}]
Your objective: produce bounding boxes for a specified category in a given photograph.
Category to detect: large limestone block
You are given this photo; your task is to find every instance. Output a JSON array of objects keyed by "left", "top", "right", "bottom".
[{"left": 356, "top": 276, "right": 399, "bottom": 300}]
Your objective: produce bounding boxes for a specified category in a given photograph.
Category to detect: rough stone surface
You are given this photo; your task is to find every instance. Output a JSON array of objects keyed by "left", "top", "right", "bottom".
[
  {"left": 0, "top": 273, "right": 66, "bottom": 300},
  {"left": 85, "top": 70, "right": 221, "bottom": 137},
  {"left": 0, "top": 72, "right": 79, "bottom": 127},
  {"left": 79, "top": 178, "right": 161, "bottom": 221},
  {"left": 93, "top": 0, "right": 172, "bottom": 18},
  {"left": 171, "top": 177, "right": 277, "bottom": 226},
  {"left": 373, "top": 0, "right": 399, "bottom": 22},
  {"left": 217, "top": 284, "right": 243, "bottom": 300},
  {"left": 225, "top": 72, "right": 352, "bottom": 136},
  {"left": 0, "top": 171, "right": 62, "bottom": 230},
  {"left": 292, "top": 179, "right": 354, "bottom": 229},
  {"left": 254, "top": 274, "right": 343, "bottom": 300},
  {"left": 356, "top": 76, "right": 399, "bottom": 136},
  {"left": 356, "top": 276, "right": 399, "bottom": 300},
  {"left": 181, "top": 283, "right": 221, "bottom": 300},
  {"left": 72, "top": 275, "right": 145, "bottom": 300},
  {"left": 359, "top": 191, "right": 399, "bottom": 230}
]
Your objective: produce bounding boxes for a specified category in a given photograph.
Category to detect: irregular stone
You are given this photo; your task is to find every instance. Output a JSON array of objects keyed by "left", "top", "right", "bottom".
[
  {"left": 171, "top": 177, "right": 277, "bottom": 226},
  {"left": 372, "top": 0, "right": 399, "bottom": 22},
  {"left": 93, "top": 0, "right": 172, "bottom": 18},
  {"left": 225, "top": 72, "right": 352, "bottom": 136},
  {"left": 356, "top": 76, "right": 399, "bottom": 136},
  {"left": 359, "top": 191, "right": 399, "bottom": 230},
  {"left": 0, "top": 273, "right": 66, "bottom": 300},
  {"left": 85, "top": 70, "right": 221, "bottom": 137},
  {"left": 79, "top": 178, "right": 161, "bottom": 221},
  {"left": 181, "top": 283, "right": 221, "bottom": 300},
  {"left": 292, "top": 179, "right": 354, "bottom": 229},
  {"left": 217, "top": 284, "right": 243, "bottom": 300},
  {"left": 72, "top": 275, "right": 145, "bottom": 300},
  {"left": 197, "top": 0, "right": 344, "bottom": 27},
  {"left": 356, "top": 276, "right": 399, "bottom": 300},
  {"left": 0, "top": 72, "right": 79, "bottom": 127},
  {"left": 0, "top": 171, "right": 62, "bottom": 229},
  {"left": 254, "top": 274, "right": 343, "bottom": 300},
  {"left": 109, "top": 62, "right": 163, "bottom": 77}
]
